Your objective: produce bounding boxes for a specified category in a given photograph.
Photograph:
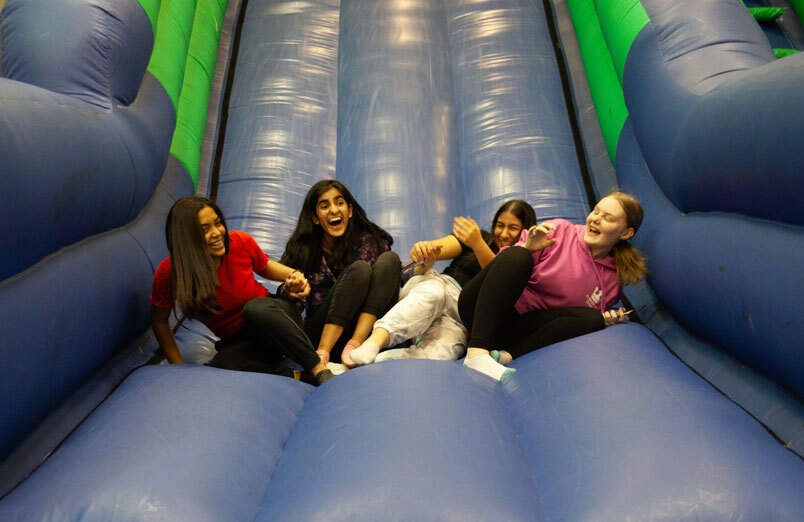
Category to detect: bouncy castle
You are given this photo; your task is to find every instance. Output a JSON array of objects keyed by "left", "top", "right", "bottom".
[{"left": 1, "top": 0, "right": 803, "bottom": 519}]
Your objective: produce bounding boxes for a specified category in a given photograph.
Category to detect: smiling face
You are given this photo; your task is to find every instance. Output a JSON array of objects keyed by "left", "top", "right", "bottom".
[
  {"left": 198, "top": 206, "right": 227, "bottom": 258},
  {"left": 584, "top": 196, "right": 634, "bottom": 258},
  {"left": 313, "top": 187, "right": 353, "bottom": 251},
  {"left": 493, "top": 211, "right": 524, "bottom": 248}
]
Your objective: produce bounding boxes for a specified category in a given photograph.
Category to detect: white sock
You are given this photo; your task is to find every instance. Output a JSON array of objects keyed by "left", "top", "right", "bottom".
[
  {"left": 326, "top": 362, "right": 348, "bottom": 376},
  {"left": 349, "top": 339, "right": 382, "bottom": 366},
  {"left": 464, "top": 353, "right": 516, "bottom": 382},
  {"left": 374, "top": 348, "right": 408, "bottom": 362}
]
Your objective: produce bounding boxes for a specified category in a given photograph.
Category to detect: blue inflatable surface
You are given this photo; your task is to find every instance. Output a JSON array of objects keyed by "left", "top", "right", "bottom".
[{"left": 1, "top": 0, "right": 803, "bottom": 520}]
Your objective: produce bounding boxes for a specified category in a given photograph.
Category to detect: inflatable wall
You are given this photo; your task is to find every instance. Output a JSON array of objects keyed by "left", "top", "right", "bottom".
[{"left": 1, "top": 0, "right": 802, "bottom": 519}]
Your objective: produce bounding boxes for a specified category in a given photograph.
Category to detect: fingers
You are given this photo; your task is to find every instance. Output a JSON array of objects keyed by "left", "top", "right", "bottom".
[
  {"left": 603, "top": 307, "right": 629, "bottom": 326},
  {"left": 411, "top": 241, "right": 442, "bottom": 263},
  {"left": 284, "top": 271, "right": 310, "bottom": 300}
]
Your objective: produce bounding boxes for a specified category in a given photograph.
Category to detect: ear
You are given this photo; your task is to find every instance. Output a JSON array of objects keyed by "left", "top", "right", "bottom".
[
  {"left": 312, "top": 214, "right": 319, "bottom": 225},
  {"left": 348, "top": 205, "right": 353, "bottom": 218},
  {"left": 620, "top": 227, "right": 635, "bottom": 241}
]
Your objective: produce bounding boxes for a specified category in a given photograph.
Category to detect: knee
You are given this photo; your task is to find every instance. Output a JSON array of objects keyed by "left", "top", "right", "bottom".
[
  {"left": 243, "top": 298, "right": 270, "bottom": 327},
  {"left": 496, "top": 246, "right": 533, "bottom": 277},
  {"left": 575, "top": 307, "right": 606, "bottom": 333},
  {"left": 344, "top": 259, "right": 372, "bottom": 285},
  {"left": 375, "top": 250, "right": 402, "bottom": 274},
  {"left": 243, "top": 297, "right": 292, "bottom": 327},
  {"left": 415, "top": 279, "right": 448, "bottom": 309},
  {"left": 499, "top": 245, "right": 532, "bottom": 266}
]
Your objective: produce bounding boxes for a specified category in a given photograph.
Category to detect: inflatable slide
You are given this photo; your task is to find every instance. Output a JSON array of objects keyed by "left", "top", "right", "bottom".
[{"left": 1, "top": 0, "right": 802, "bottom": 519}]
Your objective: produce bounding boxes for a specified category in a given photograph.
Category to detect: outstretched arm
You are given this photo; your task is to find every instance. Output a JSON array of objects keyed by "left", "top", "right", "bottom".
[
  {"left": 409, "top": 235, "right": 463, "bottom": 275},
  {"left": 523, "top": 223, "right": 557, "bottom": 252},
  {"left": 257, "top": 260, "right": 310, "bottom": 300}
]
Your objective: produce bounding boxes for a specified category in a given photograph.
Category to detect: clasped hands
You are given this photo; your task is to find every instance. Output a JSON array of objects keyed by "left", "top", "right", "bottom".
[{"left": 283, "top": 270, "right": 310, "bottom": 300}]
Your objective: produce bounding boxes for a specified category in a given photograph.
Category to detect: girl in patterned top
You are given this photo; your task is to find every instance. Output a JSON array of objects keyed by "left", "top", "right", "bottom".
[{"left": 280, "top": 180, "right": 401, "bottom": 367}]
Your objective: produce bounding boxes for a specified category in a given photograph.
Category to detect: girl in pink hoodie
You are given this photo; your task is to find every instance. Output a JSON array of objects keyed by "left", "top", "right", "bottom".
[{"left": 458, "top": 192, "right": 648, "bottom": 381}]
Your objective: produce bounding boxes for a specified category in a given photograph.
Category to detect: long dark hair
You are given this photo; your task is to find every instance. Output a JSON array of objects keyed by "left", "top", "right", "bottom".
[
  {"left": 281, "top": 179, "right": 393, "bottom": 274},
  {"left": 165, "top": 196, "right": 229, "bottom": 319},
  {"left": 488, "top": 199, "right": 537, "bottom": 248}
]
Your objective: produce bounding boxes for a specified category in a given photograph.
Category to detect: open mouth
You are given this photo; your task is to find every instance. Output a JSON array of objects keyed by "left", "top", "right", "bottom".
[
  {"left": 328, "top": 217, "right": 343, "bottom": 228},
  {"left": 587, "top": 225, "right": 600, "bottom": 237},
  {"left": 208, "top": 239, "right": 224, "bottom": 249}
]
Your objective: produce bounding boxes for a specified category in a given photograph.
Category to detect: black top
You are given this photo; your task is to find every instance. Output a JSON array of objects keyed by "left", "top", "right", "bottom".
[{"left": 442, "top": 230, "right": 498, "bottom": 288}]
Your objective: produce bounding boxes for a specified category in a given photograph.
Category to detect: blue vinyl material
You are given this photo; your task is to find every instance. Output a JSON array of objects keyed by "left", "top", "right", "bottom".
[
  {"left": 506, "top": 325, "right": 804, "bottom": 520},
  {"left": 0, "top": 0, "right": 174, "bottom": 280},
  {"left": 624, "top": 0, "right": 804, "bottom": 225},
  {"left": 336, "top": 0, "right": 464, "bottom": 249},
  {"left": 619, "top": 7, "right": 804, "bottom": 400},
  {"left": 446, "top": 0, "right": 589, "bottom": 224},
  {"left": 259, "top": 361, "right": 544, "bottom": 521},
  {"left": 0, "top": 159, "right": 193, "bottom": 463},
  {"left": 0, "top": 366, "right": 313, "bottom": 522},
  {"left": 214, "top": 0, "right": 340, "bottom": 253}
]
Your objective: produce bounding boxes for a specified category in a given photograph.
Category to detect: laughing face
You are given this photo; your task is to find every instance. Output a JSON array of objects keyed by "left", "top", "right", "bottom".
[
  {"left": 198, "top": 206, "right": 227, "bottom": 258},
  {"left": 493, "top": 211, "right": 524, "bottom": 248},
  {"left": 313, "top": 187, "right": 353, "bottom": 251},
  {"left": 584, "top": 196, "right": 634, "bottom": 258}
]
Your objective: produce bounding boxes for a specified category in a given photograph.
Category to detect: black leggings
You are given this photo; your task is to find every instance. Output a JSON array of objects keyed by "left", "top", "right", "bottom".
[
  {"left": 209, "top": 296, "right": 320, "bottom": 373},
  {"left": 305, "top": 251, "right": 401, "bottom": 362},
  {"left": 458, "top": 246, "right": 605, "bottom": 358}
]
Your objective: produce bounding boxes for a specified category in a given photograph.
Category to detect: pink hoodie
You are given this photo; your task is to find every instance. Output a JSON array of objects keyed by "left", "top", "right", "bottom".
[{"left": 512, "top": 219, "right": 621, "bottom": 314}]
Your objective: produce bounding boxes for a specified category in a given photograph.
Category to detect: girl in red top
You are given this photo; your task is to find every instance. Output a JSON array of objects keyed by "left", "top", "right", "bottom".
[{"left": 150, "top": 197, "right": 334, "bottom": 385}]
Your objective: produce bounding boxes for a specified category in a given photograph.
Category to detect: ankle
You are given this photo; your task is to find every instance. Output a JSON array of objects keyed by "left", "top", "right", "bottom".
[{"left": 466, "top": 347, "right": 489, "bottom": 359}]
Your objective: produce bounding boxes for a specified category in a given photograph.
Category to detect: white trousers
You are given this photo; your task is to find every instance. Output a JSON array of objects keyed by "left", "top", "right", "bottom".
[{"left": 373, "top": 270, "right": 467, "bottom": 361}]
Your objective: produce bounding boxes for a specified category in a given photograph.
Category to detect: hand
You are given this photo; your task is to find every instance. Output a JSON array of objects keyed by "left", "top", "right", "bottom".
[
  {"left": 523, "top": 223, "right": 557, "bottom": 252},
  {"left": 409, "top": 241, "right": 442, "bottom": 264},
  {"left": 602, "top": 307, "right": 631, "bottom": 326},
  {"left": 284, "top": 270, "right": 310, "bottom": 300},
  {"left": 316, "top": 349, "right": 330, "bottom": 365},
  {"left": 452, "top": 216, "right": 482, "bottom": 249}
]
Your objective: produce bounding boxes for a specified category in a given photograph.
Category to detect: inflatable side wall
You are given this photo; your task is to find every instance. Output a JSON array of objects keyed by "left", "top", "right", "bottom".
[{"left": 0, "top": 0, "right": 226, "bottom": 487}]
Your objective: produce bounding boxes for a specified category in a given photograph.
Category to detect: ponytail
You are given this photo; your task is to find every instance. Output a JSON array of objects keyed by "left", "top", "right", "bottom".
[
  {"left": 606, "top": 191, "right": 648, "bottom": 286},
  {"left": 612, "top": 240, "right": 648, "bottom": 285}
]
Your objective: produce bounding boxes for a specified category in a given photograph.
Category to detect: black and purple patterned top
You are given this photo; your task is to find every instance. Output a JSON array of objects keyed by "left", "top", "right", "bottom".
[{"left": 303, "top": 232, "right": 391, "bottom": 316}]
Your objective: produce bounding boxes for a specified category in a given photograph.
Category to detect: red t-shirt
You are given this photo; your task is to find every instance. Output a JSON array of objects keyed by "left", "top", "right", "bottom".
[{"left": 150, "top": 230, "right": 269, "bottom": 339}]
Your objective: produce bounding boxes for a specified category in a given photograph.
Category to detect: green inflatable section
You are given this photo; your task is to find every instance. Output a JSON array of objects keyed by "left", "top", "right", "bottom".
[
  {"left": 566, "top": 0, "right": 647, "bottom": 162},
  {"left": 138, "top": 0, "right": 160, "bottom": 35},
  {"left": 789, "top": 0, "right": 804, "bottom": 28},
  {"left": 170, "top": 0, "right": 228, "bottom": 186},
  {"left": 139, "top": 0, "right": 228, "bottom": 186}
]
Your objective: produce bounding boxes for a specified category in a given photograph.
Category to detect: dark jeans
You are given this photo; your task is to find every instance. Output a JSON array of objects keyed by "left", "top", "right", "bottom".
[
  {"left": 458, "top": 246, "right": 605, "bottom": 358},
  {"left": 305, "top": 251, "right": 401, "bottom": 362},
  {"left": 208, "top": 296, "right": 320, "bottom": 373}
]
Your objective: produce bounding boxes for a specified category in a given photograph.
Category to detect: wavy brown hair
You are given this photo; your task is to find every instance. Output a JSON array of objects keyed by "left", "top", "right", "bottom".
[
  {"left": 607, "top": 191, "right": 648, "bottom": 286},
  {"left": 165, "top": 197, "right": 229, "bottom": 319}
]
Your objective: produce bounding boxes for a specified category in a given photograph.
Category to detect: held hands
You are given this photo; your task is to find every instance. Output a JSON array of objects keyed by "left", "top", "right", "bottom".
[
  {"left": 523, "top": 223, "right": 557, "bottom": 252},
  {"left": 602, "top": 307, "right": 632, "bottom": 326},
  {"left": 283, "top": 270, "right": 310, "bottom": 300},
  {"left": 452, "top": 216, "right": 482, "bottom": 249}
]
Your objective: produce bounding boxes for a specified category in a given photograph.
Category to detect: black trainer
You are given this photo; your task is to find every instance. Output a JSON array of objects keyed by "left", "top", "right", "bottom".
[{"left": 314, "top": 369, "right": 335, "bottom": 386}]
